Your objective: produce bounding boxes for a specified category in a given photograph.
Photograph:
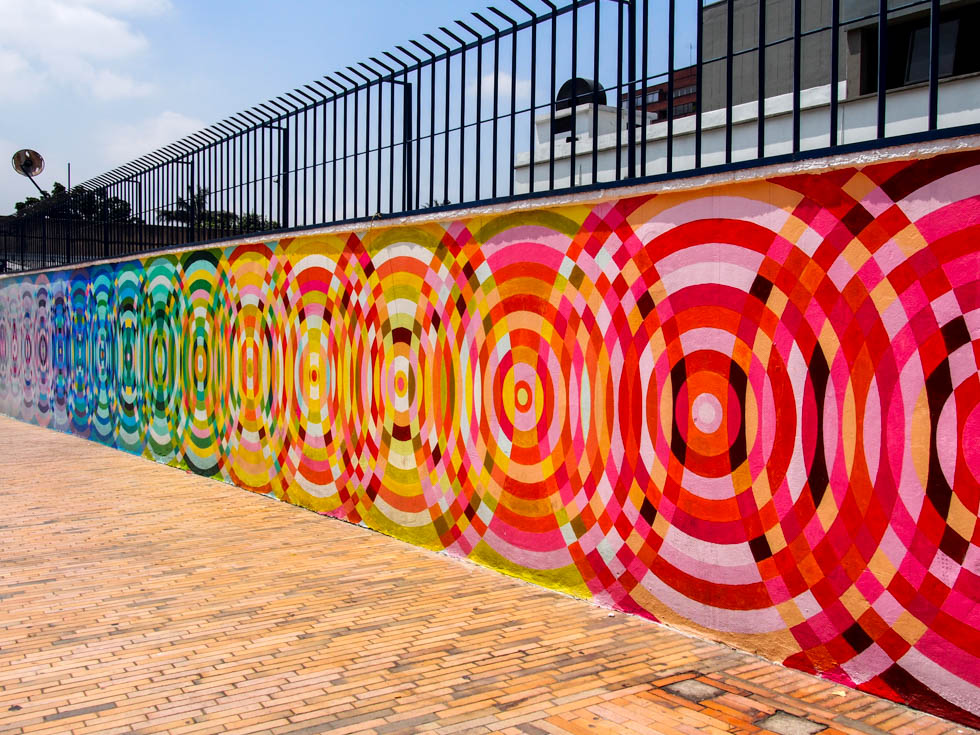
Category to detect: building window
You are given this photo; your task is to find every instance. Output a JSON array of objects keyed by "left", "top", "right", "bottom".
[
  {"left": 858, "top": 3, "right": 980, "bottom": 94},
  {"left": 905, "top": 20, "right": 959, "bottom": 84}
]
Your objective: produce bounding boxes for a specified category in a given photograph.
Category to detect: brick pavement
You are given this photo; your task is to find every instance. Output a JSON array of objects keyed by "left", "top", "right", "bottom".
[{"left": 0, "top": 416, "right": 974, "bottom": 735}]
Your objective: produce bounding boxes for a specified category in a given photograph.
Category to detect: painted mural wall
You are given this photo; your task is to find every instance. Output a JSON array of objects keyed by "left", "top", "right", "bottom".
[{"left": 1, "top": 149, "right": 978, "bottom": 725}]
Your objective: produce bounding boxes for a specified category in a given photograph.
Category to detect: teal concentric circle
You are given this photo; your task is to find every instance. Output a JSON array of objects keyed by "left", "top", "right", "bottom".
[
  {"left": 90, "top": 265, "right": 116, "bottom": 446},
  {"left": 69, "top": 271, "right": 91, "bottom": 436},
  {"left": 142, "top": 256, "right": 183, "bottom": 463},
  {"left": 115, "top": 261, "right": 146, "bottom": 454}
]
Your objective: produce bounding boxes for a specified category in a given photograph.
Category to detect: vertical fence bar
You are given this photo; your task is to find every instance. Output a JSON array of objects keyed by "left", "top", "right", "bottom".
[
  {"left": 342, "top": 92, "right": 349, "bottom": 220},
  {"left": 928, "top": 0, "right": 939, "bottom": 130},
  {"left": 303, "top": 107, "right": 309, "bottom": 226},
  {"left": 830, "top": 0, "right": 839, "bottom": 146},
  {"left": 292, "top": 111, "right": 299, "bottom": 227},
  {"left": 758, "top": 0, "right": 766, "bottom": 157},
  {"left": 283, "top": 125, "right": 291, "bottom": 229},
  {"left": 528, "top": 5, "right": 538, "bottom": 194},
  {"left": 102, "top": 187, "right": 110, "bottom": 258},
  {"left": 695, "top": 0, "right": 703, "bottom": 168},
  {"left": 389, "top": 76, "right": 397, "bottom": 213},
  {"left": 377, "top": 81, "right": 384, "bottom": 214},
  {"left": 507, "top": 15, "right": 517, "bottom": 198},
  {"left": 444, "top": 38, "right": 453, "bottom": 203},
  {"left": 666, "top": 0, "right": 675, "bottom": 172},
  {"left": 492, "top": 22, "right": 501, "bottom": 198},
  {"left": 627, "top": 0, "right": 637, "bottom": 178},
  {"left": 353, "top": 87, "right": 360, "bottom": 218},
  {"left": 549, "top": 9, "right": 557, "bottom": 190},
  {"left": 570, "top": 0, "right": 579, "bottom": 187},
  {"left": 592, "top": 0, "right": 600, "bottom": 184},
  {"left": 323, "top": 97, "right": 330, "bottom": 221},
  {"left": 208, "top": 139, "right": 215, "bottom": 239},
  {"left": 254, "top": 126, "right": 260, "bottom": 228},
  {"left": 189, "top": 159, "right": 196, "bottom": 243},
  {"left": 792, "top": 0, "right": 801, "bottom": 152},
  {"left": 429, "top": 51, "right": 437, "bottom": 206},
  {"left": 404, "top": 82, "right": 414, "bottom": 210},
  {"left": 263, "top": 123, "right": 270, "bottom": 228},
  {"left": 725, "top": 0, "right": 734, "bottom": 163},
  {"left": 239, "top": 127, "right": 245, "bottom": 233},
  {"left": 876, "top": 0, "right": 886, "bottom": 138},
  {"left": 311, "top": 104, "right": 317, "bottom": 225},
  {"left": 639, "top": 0, "right": 647, "bottom": 176},
  {"left": 333, "top": 94, "right": 339, "bottom": 222},
  {"left": 363, "top": 79, "right": 371, "bottom": 217},
  {"left": 460, "top": 35, "right": 468, "bottom": 203},
  {"left": 617, "top": 1, "right": 625, "bottom": 179},
  {"left": 66, "top": 181, "right": 72, "bottom": 264},
  {"left": 415, "top": 60, "right": 422, "bottom": 208},
  {"left": 476, "top": 29, "right": 484, "bottom": 200}
]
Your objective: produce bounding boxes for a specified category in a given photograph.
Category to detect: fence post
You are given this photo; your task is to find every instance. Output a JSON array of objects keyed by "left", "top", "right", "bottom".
[
  {"left": 103, "top": 187, "right": 110, "bottom": 259},
  {"left": 281, "top": 133, "right": 290, "bottom": 229},
  {"left": 189, "top": 160, "right": 196, "bottom": 243},
  {"left": 66, "top": 191, "right": 72, "bottom": 265},
  {"left": 627, "top": 0, "right": 637, "bottom": 179},
  {"left": 403, "top": 83, "right": 413, "bottom": 211}
]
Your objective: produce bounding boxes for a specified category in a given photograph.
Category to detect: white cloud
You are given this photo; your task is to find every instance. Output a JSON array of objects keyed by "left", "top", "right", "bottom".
[
  {"left": 101, "top": 110, "right": 205, "bottom": 165},
  {"left": 90, "top": 68, "right": 154, "bottom": 99},
  {"left": 72, "top": 0, "right": 173, "bottom": 14},
  {"left": 0, "top": 0, "right": 165, "bottom": 100},
  {"left": 0, "top": 47, "right": 44, "bottom": 104},
  {"left": 468, "top": 72, "right": 533, "bottom": 108}
]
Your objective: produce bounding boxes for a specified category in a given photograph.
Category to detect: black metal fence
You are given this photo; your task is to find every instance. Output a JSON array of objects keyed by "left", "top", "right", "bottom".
[{"left": 5, "top": 0, "right": 979, "bottom": 273}]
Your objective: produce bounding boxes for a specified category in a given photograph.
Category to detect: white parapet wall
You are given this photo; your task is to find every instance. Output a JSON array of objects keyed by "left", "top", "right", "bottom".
[{"left": 515, "top": 74, "right": 980, "bottom": 192}]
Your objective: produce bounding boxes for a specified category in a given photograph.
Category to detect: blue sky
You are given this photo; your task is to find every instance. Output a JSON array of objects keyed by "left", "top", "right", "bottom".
[
  {"left": 0, "top": 0, "right": 498, "bottom": 212},
  {"left": 1, "top": 0, "right": 698, "bottom": 214}
]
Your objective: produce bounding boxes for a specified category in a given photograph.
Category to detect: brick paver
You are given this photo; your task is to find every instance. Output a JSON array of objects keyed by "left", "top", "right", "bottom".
[{"left": 0, "top": 416, "right": 974, "bottom": 735}]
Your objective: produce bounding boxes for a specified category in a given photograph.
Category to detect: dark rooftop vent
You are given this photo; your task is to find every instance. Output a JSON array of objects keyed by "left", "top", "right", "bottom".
[{"left": 555, "top": 78, "right": 606, "bottom": 110}]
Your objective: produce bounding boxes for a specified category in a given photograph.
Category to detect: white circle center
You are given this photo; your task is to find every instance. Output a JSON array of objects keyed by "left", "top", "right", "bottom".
[{"left": 692, "top": 392, "right": 722, "bottom": 433}]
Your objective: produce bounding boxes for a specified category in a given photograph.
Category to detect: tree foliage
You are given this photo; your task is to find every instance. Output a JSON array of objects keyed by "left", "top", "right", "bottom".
[
  {"left": 14, "top": 182, "right": 140, "bottom": 223},
  {"left": 14, "top": 183, "right": 279, "bottom": 235},
  {"left": 159, "top": 187, "right": 278, "bottom": 233}
]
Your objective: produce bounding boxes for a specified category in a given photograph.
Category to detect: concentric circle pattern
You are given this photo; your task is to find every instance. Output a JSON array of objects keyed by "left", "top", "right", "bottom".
[
  {"left": 219, "top": 243, "right": 294, "bottom": 495},
  {"left": 90, "top": 265, "right": 117, "bottom": 446},
  {"left": 115, "top": 261, "right": 146, "bottom": 454},
  {"left": 18, "top": 281, "right": 35, "bottom": 421},
  {"left": 179, "top": 250, "right": 225, "bottom": 476},
  {"left": 143, "top": 257, "right": 184, "bottom": 463},
  {"left": 0, "top": 151, "right": 977, "bottom": 726},
  {"left": 69, "top": 270, "right": 91, "bottom": 437},
  {"left": 32, "top": 275, "right": 53, "bottom": 428},
  {"left": 274, "top": 235, "right": 375, "bottom": 516},
  {"left": 49, "top": 275, "right": 70, "bottom": 431}
]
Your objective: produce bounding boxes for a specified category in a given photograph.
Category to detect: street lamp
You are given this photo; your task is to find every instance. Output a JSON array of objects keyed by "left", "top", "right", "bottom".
[{"left": 11, "top": 149, "right": 47, "bottom": 195}]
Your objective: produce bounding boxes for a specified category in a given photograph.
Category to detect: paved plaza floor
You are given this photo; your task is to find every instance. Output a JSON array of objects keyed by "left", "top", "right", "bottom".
[{"left": 0, "top": 416, "right": 973, "bottom": 735}]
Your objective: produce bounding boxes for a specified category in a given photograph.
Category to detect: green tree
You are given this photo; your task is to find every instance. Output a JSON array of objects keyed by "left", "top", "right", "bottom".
[
  {"left": 159, "top": 186, "right": 278, "bottom": 233},
  {"left": 237, "top": 212, "right": 280, "bottom": 233},
  {"left": 13, "top": 182, "right": 139, "bottom": 223}
]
